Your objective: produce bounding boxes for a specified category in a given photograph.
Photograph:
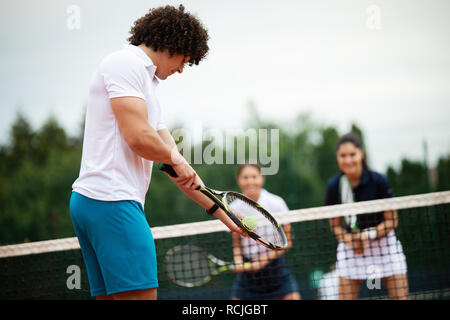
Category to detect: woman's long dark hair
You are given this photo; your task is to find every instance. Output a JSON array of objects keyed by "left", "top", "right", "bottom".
[{"left": 335, "top": 132, "right": 369, "bottom": 169}]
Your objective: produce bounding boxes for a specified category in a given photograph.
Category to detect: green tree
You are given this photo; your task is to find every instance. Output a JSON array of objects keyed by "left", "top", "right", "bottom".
[
  {"left": 387, "top": 159, "right": 429, "bottom": 196},
  {"left": 33, "top": 116, "right": 70, "bottom": 165},
  {"left": 0, "top": 114, "right": 81, "bottom": 244},
  {"left": 313, "top": 126, "right": 339, "bottom": 187},
  {"left": 4, "top": 113, "right": 36, "bottom": 175},
  {"left": 436, "top": 155, "right": 450, "bottom": 191},
  {"left": 350, "top": 123, "right": 365, "bottom": 146}
]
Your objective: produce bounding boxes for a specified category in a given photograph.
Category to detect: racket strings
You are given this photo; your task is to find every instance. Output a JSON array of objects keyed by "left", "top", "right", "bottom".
[
  {"left": 165, "top": 245, "right": 212, "bottom": 287},
  {"left": 225, "top": 194, "right": 284, "bottom": 247}
]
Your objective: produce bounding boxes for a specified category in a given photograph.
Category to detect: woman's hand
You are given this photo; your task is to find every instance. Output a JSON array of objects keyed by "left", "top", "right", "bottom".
[
  {"left": 233, "top": 260, "right": 268, "bottom": 274},
  {"left": 343, "top": 232, "right": 364, "bottom": 255},
  {"left": 233, "top": 262, "right": 249, "bottom": 274}
]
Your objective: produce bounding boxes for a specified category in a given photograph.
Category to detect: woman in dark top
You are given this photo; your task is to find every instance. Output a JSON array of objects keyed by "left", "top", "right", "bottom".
[
  {"left": 326, "top": 133, "right": 409, "bottom": 300},
  {"left": 231, "top": 164, "right": 300, "bottom": 300}
]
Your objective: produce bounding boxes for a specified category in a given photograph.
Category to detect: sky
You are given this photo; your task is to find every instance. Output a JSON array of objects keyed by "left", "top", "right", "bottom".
[{"left": 0, "top": 0, "right": 449, "bottom": 172}]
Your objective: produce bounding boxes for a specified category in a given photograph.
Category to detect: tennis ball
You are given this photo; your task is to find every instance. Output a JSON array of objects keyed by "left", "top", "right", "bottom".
[{"left": 242, "top": 216, "right": 258, "bottom": 231}]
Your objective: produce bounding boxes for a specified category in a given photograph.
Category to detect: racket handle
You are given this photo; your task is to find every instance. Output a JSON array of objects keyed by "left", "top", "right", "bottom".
[
  {"left": 158, "top": 163, "right": 202, "bottom": 191},
  {"left": 158, "top": 163, "right": 178, "bottom": 177}
]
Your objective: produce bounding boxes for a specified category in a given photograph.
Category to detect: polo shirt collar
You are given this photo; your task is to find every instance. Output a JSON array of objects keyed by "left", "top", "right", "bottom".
[{"left": 123, "top": 44, "right": 159, "bottom": 83}]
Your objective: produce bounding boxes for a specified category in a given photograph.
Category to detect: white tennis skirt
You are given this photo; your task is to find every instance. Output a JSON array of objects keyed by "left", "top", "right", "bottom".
[{"left": 336, "top": 231, "right": 408, "bottom": 280}]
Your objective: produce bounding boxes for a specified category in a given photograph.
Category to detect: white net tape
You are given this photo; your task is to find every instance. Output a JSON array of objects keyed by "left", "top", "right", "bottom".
[{"left": 0, "top": 191, "right": 449, "bottom": 258}]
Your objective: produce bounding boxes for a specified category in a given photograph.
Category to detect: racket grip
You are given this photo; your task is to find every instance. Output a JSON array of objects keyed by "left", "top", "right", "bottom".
[{"left": 158, "top": 163, "right": 178, "bottom": 177}]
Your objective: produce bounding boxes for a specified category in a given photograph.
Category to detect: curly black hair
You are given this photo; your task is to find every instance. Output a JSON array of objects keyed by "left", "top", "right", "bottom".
[{"left": 128, "top": 4, "right": 209, "bottom": 66}]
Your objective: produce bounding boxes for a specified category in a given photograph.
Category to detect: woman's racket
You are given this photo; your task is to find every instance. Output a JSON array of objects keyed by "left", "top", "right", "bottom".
[
  {"left": 158, "top": 163, "right": 288, "bottom": 250},
  {"left": 164, "top": 245, "right": 246, "bottom": 287}
]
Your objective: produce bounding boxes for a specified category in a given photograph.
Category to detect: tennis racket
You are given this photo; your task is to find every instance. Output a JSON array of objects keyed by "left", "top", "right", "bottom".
[
  {"left": 165, "top": 245, "right": 248, "bottom": 287},
  {"left": 158, "top": 163, "right": 288, "bottom": 250}
]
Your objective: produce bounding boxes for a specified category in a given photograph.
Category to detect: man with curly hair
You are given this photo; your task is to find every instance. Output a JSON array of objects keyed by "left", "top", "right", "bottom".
[{"left": 70, "top": 5, "right": 246, "bottom": 300}]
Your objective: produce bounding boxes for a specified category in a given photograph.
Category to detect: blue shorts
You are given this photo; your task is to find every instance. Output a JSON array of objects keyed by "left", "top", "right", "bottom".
[{"left": 69, "top": 192, "right": 158, "bottom": 296}]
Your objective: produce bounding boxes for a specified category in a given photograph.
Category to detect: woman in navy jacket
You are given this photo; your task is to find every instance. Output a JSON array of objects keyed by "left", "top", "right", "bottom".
[{"left": 326, "top": 133, "right": 409, "bottom": 300}]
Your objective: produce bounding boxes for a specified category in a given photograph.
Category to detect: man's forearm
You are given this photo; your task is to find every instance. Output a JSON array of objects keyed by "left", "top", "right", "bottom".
[{"left": 130, "top": 128, "right": 182, "bottom": 165}]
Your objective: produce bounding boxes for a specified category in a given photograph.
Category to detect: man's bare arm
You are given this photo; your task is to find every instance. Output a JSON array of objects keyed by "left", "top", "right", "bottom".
[
  {"left": 110, "top": 97, "right": 178, "bottom": 164},
  {"left": 110, "top": 97, "right": 196, "bottom": 186},
  {"left": 157, "top": 128, "right": 247, "bottom": 237}
]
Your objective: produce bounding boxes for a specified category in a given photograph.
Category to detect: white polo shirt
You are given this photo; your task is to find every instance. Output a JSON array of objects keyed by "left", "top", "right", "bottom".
[
  {"left": 239, "top": 189, "right": 290, "bottom": 260},
  {"left": 72, "top": 44, "right": 166, "bottom": 207}
]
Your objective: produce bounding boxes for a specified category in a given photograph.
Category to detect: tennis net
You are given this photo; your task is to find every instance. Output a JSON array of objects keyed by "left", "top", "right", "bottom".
[{"left": 1, "top": 191, "right": 449, "bottom": 300}]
